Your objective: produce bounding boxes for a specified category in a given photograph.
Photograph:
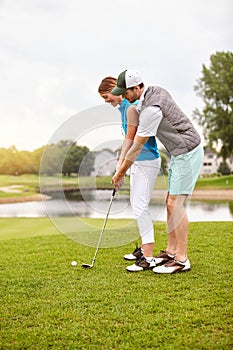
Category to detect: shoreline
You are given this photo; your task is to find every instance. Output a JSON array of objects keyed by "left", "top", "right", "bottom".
[
  {"left": 0, "top": 190, "right": 232, "bottom": 204},
  {"left": 0, "top": 194, "right": 51, "bottom": 204},
  {"left": 190, "top": 189, "right": 233, "bottom": 200},
  {"left": 152, "top": 189, "right": 233, "bottom": 200},
  {"left": 152, "top": 190, "right": 233, "bottom": 201}
]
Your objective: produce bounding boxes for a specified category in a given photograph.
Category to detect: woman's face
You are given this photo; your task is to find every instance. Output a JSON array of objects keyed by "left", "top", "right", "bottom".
[{"left": 100, "top": 92, "right": 122, "bottom": 107}]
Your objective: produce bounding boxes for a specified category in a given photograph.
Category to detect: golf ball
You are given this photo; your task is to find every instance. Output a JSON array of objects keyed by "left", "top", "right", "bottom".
[{"left": 71, "top": 260, "right": 77, "bottom": 266}]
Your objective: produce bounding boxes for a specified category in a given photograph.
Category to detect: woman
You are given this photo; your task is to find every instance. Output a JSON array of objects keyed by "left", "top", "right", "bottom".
[{"left": 98, "top": 77, "right": 161, "bottom": 272}]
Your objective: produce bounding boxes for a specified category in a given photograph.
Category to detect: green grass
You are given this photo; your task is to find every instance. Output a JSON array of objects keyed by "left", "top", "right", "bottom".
[
  {"left": 195, "top": 175, "right": 233, "bottom": 189},
  {"left": 0, "top": 218, "right": 232, "bottom": 349}
]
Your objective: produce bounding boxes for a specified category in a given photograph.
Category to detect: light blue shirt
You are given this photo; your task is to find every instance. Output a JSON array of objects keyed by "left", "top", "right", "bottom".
[{"left": 118, "top": 99, "right": 160, "bottom": 161}]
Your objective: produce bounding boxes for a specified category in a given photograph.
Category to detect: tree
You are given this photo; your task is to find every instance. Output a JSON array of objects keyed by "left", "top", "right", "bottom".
[
  {"left": 62, "top": 144, "right": 94, "bottom": 176},
  {"left": 40, "top": 142, "right": 67, "bottom": 175},
  {"left": 0, "top": 146, "right": 23, "bottom": 175},
  {"left": 193, "top": 51, "right": 233, "bottom": 160},
  {"left": 31, "top": 147, "right": 45, "bottom": 174},
  {"left": 218, "top": 162, "right": 231, "bottom": 176}
]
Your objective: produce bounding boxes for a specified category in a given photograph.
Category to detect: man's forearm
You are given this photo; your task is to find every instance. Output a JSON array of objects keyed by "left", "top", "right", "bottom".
[{"left": 118, "top": 138, "right": 134, "bottom": 163}]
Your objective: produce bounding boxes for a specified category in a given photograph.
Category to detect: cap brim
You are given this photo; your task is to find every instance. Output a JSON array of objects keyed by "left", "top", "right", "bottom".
[{"left": 111, "top": 86, "right": 127, "bottom": 96}]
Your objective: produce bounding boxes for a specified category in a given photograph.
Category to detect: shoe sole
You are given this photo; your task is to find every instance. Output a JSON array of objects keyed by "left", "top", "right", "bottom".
[{"left": 154, "top": 267, "right": 191, "bottom": 274}]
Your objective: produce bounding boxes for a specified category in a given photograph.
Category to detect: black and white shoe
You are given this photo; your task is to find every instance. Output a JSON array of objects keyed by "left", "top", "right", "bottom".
[
  {"left": 126, "top": 256, "right": 156, "bottom": 272},
  {"left": 124, "top": 244, "right": 143, "bottom": 261},
  {"left": 153, "top": 259, "right": 191, "bottom": 274},
  {"left": 154, "top": 250, "right": 175, "bottom": 266}
]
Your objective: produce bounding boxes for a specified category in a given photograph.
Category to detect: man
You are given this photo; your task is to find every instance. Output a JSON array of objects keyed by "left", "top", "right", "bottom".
[{"left": 111, "top": 69, "right": 204, "bottom": 274}]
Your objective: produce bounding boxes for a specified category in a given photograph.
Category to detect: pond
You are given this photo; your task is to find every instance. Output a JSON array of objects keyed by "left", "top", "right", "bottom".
[{"left": 0, "top": 190, "right": 232, "bottom": 222}]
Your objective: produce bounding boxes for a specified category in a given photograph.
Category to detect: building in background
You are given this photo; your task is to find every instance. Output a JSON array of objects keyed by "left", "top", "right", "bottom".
[
  {"left": 91, "top": 149, "right": 117, "bottom": 177},
  {"left": 201, "top": 149, "right": 233, "bottom": 175},
  {"left": 91, "top": 148, "right": 233, "bottom": 177}
]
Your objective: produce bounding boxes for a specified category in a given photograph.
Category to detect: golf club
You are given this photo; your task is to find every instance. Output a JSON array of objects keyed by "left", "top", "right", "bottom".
[{"left": 82, "top": 188, "right": 116, "bottom": 269}]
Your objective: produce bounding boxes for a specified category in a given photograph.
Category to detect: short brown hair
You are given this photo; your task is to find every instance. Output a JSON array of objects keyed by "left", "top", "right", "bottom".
[
  {"left": 98, "top": 76, "right": 117, "bottom": 94},
  {"left": 128, "top": 82, "right": 144, "bottom": 91}
]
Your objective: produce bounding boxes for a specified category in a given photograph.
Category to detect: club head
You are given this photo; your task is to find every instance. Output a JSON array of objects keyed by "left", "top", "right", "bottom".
[{"left": 82, "top": 263, "right": 93, "bottom": 269}]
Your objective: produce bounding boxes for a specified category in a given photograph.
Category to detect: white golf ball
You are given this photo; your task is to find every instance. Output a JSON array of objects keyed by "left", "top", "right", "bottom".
[{"left": 71, "top": 260, "right": 77, "bottom": 266}]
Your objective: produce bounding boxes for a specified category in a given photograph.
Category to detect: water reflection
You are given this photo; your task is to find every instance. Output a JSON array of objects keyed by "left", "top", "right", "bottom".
[{"left": 0, "top": 190, "right": 232, "bottom": 221}]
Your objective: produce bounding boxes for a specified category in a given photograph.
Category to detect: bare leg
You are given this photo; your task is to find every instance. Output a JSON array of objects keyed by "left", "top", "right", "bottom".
[
  {"left": 165, "top": 193, "right": 177, "bottom": 255},
  {"left": 166, "top": 194, "right": 189, "bottom": 261}
]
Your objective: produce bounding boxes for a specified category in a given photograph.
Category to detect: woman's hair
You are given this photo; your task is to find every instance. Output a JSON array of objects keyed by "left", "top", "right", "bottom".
[{"left": 98, "top": 76, "right": 117, "bottom": 94}]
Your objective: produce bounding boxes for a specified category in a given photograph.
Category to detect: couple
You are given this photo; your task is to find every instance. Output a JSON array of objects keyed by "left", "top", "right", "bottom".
[{"left": 98, "top": 70, "right": 203, "bottom": 274}]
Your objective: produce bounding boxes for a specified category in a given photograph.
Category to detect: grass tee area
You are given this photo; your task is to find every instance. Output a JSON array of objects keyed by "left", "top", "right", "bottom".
[{"left": 0, "top": 218, "right": 232, "bottom": 349}]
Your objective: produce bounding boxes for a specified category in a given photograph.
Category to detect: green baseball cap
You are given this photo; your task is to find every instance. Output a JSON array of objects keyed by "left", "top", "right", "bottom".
[{"left": 111, "top": 69, "right": 143, "bottom": 95}]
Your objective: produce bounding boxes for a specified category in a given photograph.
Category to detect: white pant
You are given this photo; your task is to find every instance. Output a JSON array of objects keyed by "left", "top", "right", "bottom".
[{"left": 130, "top": 158, "right": 161, "bottom": 245}]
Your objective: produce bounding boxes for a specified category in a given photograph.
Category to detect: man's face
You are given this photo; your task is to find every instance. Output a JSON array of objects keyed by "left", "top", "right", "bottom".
[
  {"left": 100, "top": 92, "right": 122, "bottom": 107},
  {"left": 123, "top": 87, "right": 140, "bottom": 103}
]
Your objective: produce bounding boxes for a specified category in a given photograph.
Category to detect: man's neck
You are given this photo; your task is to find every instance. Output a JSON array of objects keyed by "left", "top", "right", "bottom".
[{"left": 139, "top": 86, "right": 147, "bottom": 100}]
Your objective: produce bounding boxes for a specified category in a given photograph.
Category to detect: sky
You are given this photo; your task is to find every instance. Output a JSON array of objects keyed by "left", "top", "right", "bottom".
[{"left": 0, "top": 0, "right": 232, "bottom": 151}]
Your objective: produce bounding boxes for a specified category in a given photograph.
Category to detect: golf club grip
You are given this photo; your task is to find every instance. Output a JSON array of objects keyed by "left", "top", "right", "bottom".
[{"left": 112, "top": 188, "right": 116, "bottom": 197}]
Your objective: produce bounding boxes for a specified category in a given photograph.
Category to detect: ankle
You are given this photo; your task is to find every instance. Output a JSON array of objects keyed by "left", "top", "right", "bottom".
[
  {"left": 144, "top": 256, "right": 154, "bottom": 262},
  {"left": 175, "top": 255, "right": 187, "bottom": 262},
  {"left": 166, "top": 249, "right": 176, "bottom": 256}
]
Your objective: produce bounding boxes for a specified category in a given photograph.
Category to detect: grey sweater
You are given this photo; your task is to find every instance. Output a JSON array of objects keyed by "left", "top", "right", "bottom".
[{"left": 141, "top": 86, "right": 201, "bottom": 156}]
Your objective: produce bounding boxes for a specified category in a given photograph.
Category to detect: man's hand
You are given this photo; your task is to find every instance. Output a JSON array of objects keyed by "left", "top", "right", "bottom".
[
  {"left": 112, "top": 172, "right": 124, "bottom": 191},
  {"left": 112, "top": 136, "right": 147, "bottom": 191}
]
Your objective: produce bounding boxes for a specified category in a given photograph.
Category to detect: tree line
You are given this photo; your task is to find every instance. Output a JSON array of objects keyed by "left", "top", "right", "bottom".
[{"left": 0, "top": 141, "right": 95, "bottom": 176}]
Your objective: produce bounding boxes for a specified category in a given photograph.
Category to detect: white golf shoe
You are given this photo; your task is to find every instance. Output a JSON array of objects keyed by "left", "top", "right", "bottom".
[
  {"left": 154, "top": 250, "right": 176, "bottom": 265},
  {"left": 126, "top": 257, "right": 156, "bottom": 272},
  {"left": 153, "top": 259, "right": 191, "bottom": 274}
]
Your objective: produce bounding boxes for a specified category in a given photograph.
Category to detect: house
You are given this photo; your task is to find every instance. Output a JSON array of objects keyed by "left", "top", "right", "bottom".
[
  {"left": 91, "top": 148, "right": 233, "bottom": 177},
  {"left": 200, "top": 149, "right": 233, "bottom": 175},
  {"left": 91, "top": 149, "right": 117, "bottom": 176}
]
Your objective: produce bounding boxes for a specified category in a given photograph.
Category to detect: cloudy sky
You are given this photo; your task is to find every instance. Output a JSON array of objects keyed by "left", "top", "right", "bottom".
[{"left": 0, "top": 0, "right": 232, "bottom": 151}]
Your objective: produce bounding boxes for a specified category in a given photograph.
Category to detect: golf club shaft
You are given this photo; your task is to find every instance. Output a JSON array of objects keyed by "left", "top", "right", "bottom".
[{"left": 90, "top": 188, "right": 115, "bottom": 266}]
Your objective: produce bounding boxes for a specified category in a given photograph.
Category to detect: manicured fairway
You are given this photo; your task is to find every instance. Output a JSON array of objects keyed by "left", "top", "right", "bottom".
[{"left": 0, "top": 218, "right": 232, "bottom": 349}]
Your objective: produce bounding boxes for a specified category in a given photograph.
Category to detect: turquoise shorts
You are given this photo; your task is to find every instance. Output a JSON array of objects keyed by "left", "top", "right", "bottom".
[{"left": 168, "top": 144, "right": 204, "bottom": 195}]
